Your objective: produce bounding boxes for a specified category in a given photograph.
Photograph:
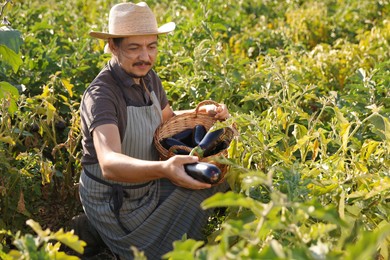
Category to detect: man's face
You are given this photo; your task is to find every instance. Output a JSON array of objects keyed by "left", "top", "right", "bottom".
[{"left": 112, "top": 35, "right": 158, "bottom": 77}]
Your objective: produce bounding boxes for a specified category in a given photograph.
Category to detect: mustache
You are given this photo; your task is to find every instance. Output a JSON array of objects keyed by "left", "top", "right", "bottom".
[{"left": 133, "top": 61, "right": 152, "bottom": 66}]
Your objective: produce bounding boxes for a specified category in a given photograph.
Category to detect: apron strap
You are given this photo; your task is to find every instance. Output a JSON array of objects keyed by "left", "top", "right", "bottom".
[{"left": 83, "top": 167, "right": 149, "bottom": 234}]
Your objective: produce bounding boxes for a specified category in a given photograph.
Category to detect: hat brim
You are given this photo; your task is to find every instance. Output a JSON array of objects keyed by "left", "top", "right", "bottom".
[{"left": 89, "top": 22, "right": 176, "bottom": 39}]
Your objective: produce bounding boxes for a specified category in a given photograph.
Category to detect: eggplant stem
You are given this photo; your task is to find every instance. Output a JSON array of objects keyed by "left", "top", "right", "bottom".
[{"left": 190, "top": 146, "right": 204, "bottom": 157}]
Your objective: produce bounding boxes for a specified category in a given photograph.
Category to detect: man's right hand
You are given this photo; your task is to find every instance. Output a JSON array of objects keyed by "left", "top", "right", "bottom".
[{"left": 163, "top": 155, "right": 212, "bottom": 190}]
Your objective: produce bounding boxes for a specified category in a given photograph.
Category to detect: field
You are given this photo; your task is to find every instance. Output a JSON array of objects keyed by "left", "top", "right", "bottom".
[{"left": 1, "top": 0, "right": 389, "bottom": 259}]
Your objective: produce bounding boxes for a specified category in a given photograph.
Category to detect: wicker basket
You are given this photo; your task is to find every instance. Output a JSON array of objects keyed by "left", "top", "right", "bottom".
[{"left": 153, "top": 100, "right": 235, "bottom": 181}]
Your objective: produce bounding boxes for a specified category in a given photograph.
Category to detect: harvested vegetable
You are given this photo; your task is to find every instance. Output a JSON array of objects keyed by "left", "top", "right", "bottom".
[
  {"left": 190, "top": 127, "right": 226, "bottom": 157},
  {"left": 161, "top": 137, "right": 191, "bottom": 150},
  {"left": 184, "top": 162, "right": 222, "bottom": 184},
  {"left": 192, "top": 125, "right": 207, "bottom": 146},
  {"left": 172, "top": 128, "right": 193, "bottom": 144}
]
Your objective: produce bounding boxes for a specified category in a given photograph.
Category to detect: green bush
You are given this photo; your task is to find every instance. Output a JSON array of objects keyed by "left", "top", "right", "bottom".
[{"left": 0, "top": 0, "right": 389, "bottom": 258}]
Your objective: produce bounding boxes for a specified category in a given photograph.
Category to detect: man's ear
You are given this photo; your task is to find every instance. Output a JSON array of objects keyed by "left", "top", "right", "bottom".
[{"left": 107, "top": 39, "right": 117, "bottom": 55}]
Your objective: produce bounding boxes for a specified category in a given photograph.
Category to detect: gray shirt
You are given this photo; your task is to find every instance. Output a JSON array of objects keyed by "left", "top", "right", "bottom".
[{"left": 80, "top": 58, "right": 169, "bottom": 165}]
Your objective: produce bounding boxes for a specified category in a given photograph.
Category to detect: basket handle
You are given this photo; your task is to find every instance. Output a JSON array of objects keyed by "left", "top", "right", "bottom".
[{"left": 194, "top": 100, "right": 221, "bottom": 115}]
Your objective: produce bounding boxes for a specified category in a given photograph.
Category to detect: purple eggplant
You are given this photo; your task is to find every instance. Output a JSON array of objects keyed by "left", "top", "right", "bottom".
[
  {"left": 204, "top": 140, "right": 229, "bottom": 157},
  {"left": 184, "top": 162, "right": 222, "bottom": 184},
  {"left": 161, "top": 137, "right": 192, "bottom": 150},
  {"left": 190, "top": 127, "right": 225, "bottom": 157},
  {"left": 172, "top": 128, "right": 193, "bottom": 145},
  {"left": 192, "top": 125, "right": 207, "bottom": 146}
]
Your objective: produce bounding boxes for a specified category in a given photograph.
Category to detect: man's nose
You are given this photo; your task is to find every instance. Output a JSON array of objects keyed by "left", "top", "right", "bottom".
[{"left": 139, "top": 48, "right": 150, "bottom": 60}]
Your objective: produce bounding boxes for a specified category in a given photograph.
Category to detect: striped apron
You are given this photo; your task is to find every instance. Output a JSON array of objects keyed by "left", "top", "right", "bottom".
[{"left": 79, "top": 75, "right": 229, "bottom": 259}]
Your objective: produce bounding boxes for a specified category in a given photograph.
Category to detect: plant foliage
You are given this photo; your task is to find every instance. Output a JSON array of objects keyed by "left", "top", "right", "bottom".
[{"left": 0, "top": 0, "right": 389, "bottom": 259}]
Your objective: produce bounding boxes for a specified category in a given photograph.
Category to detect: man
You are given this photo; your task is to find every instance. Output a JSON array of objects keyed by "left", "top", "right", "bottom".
[{"left": 78, "top": 2, "right": 230, "bottom": 259}]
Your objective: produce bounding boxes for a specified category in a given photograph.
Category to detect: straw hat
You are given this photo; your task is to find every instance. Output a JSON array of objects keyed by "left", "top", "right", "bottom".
[{"left": 89, "top": 2, "right": 175, "bottom": 39}]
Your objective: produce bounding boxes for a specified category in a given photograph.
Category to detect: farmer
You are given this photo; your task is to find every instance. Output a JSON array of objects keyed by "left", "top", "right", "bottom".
[{"left": 78, "top": 2, "right": 230, "bottom": 259}]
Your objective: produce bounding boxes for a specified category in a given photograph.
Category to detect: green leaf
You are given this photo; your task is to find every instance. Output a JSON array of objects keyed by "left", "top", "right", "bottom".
[
  {"left": 52, "top": 229, "right": 86, "bottom": 254},
  {"left": 201, "top": 191, "right": 259, "bottom": 210},
  {"left": 364, "top": 178, "right": 390, "bottom": 200},
  {"left": 344, "top": 223, "right": 390, "bottom": 260},
  {"left": 333, "top": 107, "right": 348, "bottom": 125},
  {"left": 292, "top": 124, "right": 308, "bottom": 140},
  {"left": 0, "top": 45, "right": 23, "bottom": 73},
  {"left": 0, "top": 26, "right": 23, "bottom": 53},
  {"left": 163, "top": 239, "right": 204, "bottom": 260},
  {"left": 383, "top": 116, "right": 390, "bottom": 144},
  {"left": 368, "top": 114, "right": 386, "bottom": 141},
  {"left": 0, "top": 81, "right": 20, "bottom": 113}
]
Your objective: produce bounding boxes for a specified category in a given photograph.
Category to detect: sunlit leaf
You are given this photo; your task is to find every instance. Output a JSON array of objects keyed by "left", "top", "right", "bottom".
[
  {"left": 26, "top": 219, "right": 51, "bottom": 238},
  {"left": 61, "top": 79, "right": 74, "bottom": 97},
  {"left": 333, "top": 107, "right": 348, "bottom": 125},
  {"left": 163, "top": 239, "right": 203, "bottom": 260},
  {"left": 292, "top": 124, "right": 308, "bottom": 140},
  {"left": 0, "top": 135, "right": 15, "bottom": 145},
  {"left": 354, "top": 162, "right": 368, "bottom": 173},
  {"left": 360, "top": 140, "right": 380, "bottom": 161},
  {"left": 340, "top": 123, "right": 351, "bottom": 152},
  {"left": 312, "top": 139, "right": 319, "bottom": 160},
  {"left": 201, "top": 191, "right": 259, "bottom": 211},
  {"left": 364, "top": 178, "right": 390, "bottom": 200},
  {"left": 0, "top": 45, "right": 23, "bottom": 73},
  {"left": 44, "top": 100, "right": 57, "bottom": 122},
  {"left": 0, "top": 81, "right": 20, "bottom": 113},
  {"left": 52, "top": 229, "right": 86, "bottom": 254}
]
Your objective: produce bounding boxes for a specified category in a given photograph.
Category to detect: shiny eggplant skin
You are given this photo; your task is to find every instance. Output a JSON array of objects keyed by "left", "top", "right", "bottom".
[
  {"left": 198, "top": 128, "right": 225, "bottom": 155},
  {"left": 161, "top": 137, "right": 191, "bottom": 150},
  {"left": 203, "top": 140, "right": 229, "bottom": 157},
  {"left": 192, "top": 125, "right": 207, "bottom": 146},
  {"left": 184, "top": 162, "right": 222, "bottom": 184},
  {"left": 172, "top": 128, "right": 193, "bottom": 145}
]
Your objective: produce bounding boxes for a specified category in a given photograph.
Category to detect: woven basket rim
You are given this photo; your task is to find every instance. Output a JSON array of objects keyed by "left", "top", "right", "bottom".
[
  {"left": 154, "top": 100, "right": 236, "bottom": 156},
  {"left": 153, "top": 100, "right": 236, "bottom": 183}
]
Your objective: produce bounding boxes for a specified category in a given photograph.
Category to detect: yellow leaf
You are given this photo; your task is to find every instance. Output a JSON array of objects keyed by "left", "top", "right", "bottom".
[
  {"left": 355, "top": 161, "right": 368, "bottom": 173},
  {"left": 339, "top": 191, "right": 345, "bottom": 220},
  {"left": 44, "top": 100, "right": 57, "bottom": 122},
  {"left": 26, "top": 219, "right": 51, "bottom": 238},
  {"left": 41, "top": 85, "right": 50, "bottom": 98},
  {"left": 40, "top": 161, "right": 53, "bottom": 185},
  {"left": 365, "top": 178, "right": 390, "bottom": 200},
  {"left": 53, "top": 229, "right": 86, "bottom": 254},
  {"left": 0, "top": 135, "right": 15, "bottom": 145},
  {"left": 61, "top": 78, "right": 74, "bottom": 97},
  {"left": 312, "top": 139, "right": 319, "bottom": 160},
  {"left": 361, "top": 140, "right": 380, "bottom": 161},
  {"left": 340, "top": 123, "right": 351, "bottom": 152}
]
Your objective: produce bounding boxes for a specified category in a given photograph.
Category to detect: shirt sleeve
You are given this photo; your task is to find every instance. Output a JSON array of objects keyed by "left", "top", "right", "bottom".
[{"left": 81, "top": 84, "right": 119, "bottom": 135}]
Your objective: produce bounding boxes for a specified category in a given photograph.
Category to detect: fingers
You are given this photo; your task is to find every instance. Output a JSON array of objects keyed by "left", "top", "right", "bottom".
[
  {"left": 167, "top": 155, "right": 212, "bottom": 189},
  {"left": 214, "top": 103, "right": 230, "bottom": 120},
  {"left": 178, "top": 175, "right": 212, "bottom": 190}
]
